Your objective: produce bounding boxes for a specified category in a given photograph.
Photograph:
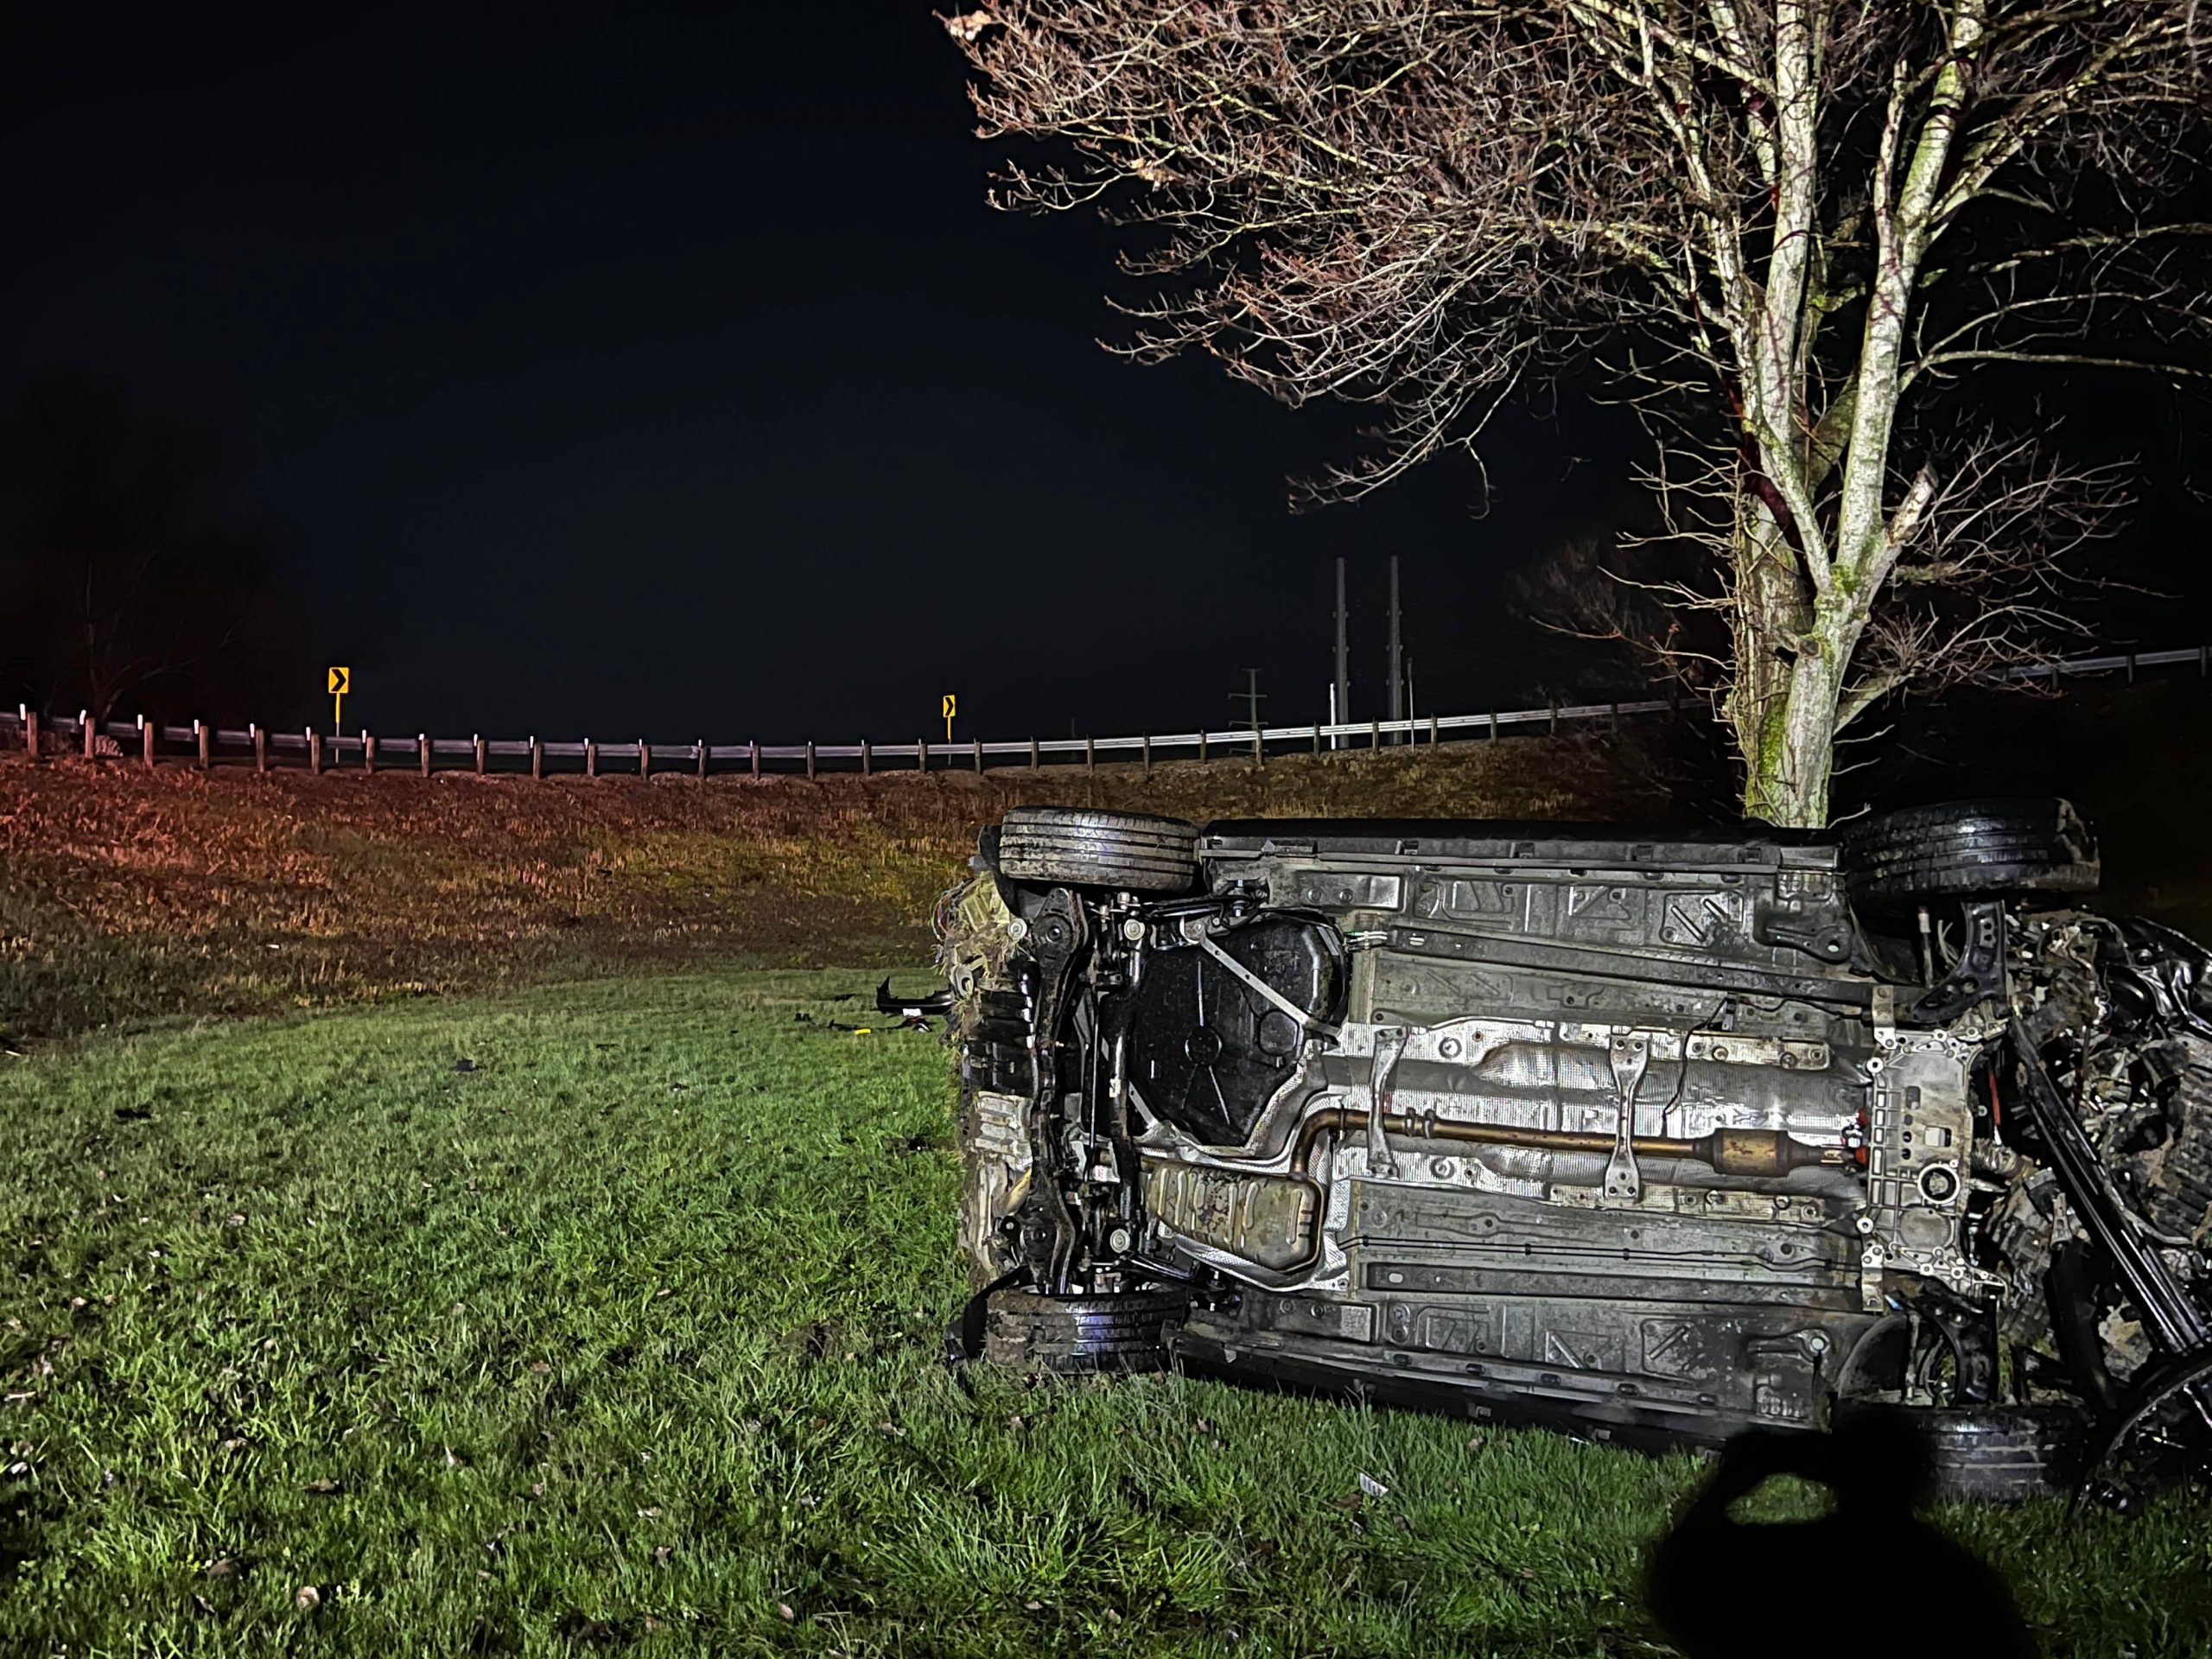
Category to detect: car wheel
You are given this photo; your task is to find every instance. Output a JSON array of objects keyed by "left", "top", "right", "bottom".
[
  {"left": 1841, "top": 798, "right": 2099, "bottom": 912},
  {"left": 1834, "top": 1400, "right": 2087, "bottom": 1502},
  {"left": 982, "top": 1287, "right": 1189, "bottom": 1374},
  {"left": 996, "top": 806, "right": 1200, "bottom": 895}
]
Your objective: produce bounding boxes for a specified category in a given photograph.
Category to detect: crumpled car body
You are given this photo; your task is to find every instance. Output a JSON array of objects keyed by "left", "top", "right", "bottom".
[{"left": 928, "top": 802, "right": 2212, "bottom": 1498}]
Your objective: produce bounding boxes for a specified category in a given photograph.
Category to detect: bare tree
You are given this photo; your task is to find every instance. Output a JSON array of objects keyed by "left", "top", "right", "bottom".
[
  {"left": 0, "top": 376, "right": 305, "bottom": 724},
  {"left": 945, "top": 0, "right": 2210, "bottom": 824}
]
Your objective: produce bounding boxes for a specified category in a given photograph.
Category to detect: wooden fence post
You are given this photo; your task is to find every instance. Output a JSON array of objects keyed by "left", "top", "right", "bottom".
[
  {"left": 142, "top": 716, "right": 155, "bottom": 770},
  {"left": 252, "top": 723, "right": 267, "bottom": 772},
  {"left": 805, "top": 741, "right": 817, "bottom": 780},
  {"left": 195, "top": 718, "right": 207, "bottom": 769},
  {"left": 419, "top": 734, "right": 431, "bottom": 778},
  {"left": 860, "top": 739, "right": 871, "bottom": 777},
  {"left": 365, "top": 733, "right": 378, "bottom": 773},
  {"left": 750, "top": 739, "right": 760, "bottom": 779},
  {"left": 530, "top": 737, "right": 542, "bottom": 779},
  {"left": 308, "top": 728, "right": 322, "bottom": 775},
  {"left": 475, "top": 735, "right": 487, "bottom": 776},
  {"left": 584, "top": 739, "right": 596, "bottom": 779}
]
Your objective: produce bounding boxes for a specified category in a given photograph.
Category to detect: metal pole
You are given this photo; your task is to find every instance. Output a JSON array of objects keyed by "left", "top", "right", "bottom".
[
  {"left": 1333, "top": 556, "right": 1350, "bottom": 752},
  {"left": 1388, "top": 555, "right": 1403, "bottom": 742}
]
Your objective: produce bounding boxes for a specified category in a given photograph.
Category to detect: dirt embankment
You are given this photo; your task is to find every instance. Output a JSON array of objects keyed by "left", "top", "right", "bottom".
[
  {"left": 8, "top": 673, "right": 2201, "bottom": 1046},
  {"left": 0, "top": 728, "right": 1655, "bottom": 1040}
]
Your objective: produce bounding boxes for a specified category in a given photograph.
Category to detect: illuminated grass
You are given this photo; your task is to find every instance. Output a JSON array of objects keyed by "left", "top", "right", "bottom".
[{"left": 4, "top": 969, "right": 2209, "bottom": 1656}]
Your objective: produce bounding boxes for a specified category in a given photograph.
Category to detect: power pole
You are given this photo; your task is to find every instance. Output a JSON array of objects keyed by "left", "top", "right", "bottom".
[
  {"left": 1333, "top": 556, "right": 1351, "bottom": 752},
  {"left": 1232, "top": 668, "right": 1266, "bottom": 733},
  {"left": 1387, "top": 555, "right": 1404, "bottom": 743}
]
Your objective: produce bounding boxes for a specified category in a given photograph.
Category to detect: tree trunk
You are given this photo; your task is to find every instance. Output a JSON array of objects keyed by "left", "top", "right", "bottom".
[{"left": 1726, "top": 505, "right": 1840, "bottom": 830}]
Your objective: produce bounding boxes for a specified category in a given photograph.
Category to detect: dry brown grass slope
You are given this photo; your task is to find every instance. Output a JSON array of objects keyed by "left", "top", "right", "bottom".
[{"left": 0, "top": 730, "right": 1658, "bottom": 1041}]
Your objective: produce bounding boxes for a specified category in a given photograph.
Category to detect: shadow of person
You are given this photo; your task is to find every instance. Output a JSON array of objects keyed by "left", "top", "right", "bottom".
[{"left": 1645, "top": 1412, "right": 2035, "bottom": 1659}]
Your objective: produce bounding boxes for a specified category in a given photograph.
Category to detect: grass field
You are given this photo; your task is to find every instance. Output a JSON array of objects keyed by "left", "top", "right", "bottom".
[{"left": 6, "top": 969, "right": 2211, "bottom": 1657}]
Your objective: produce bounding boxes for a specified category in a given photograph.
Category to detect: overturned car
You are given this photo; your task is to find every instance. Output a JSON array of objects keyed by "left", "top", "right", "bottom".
[{"left": 914, "top": 801, "right": 2212, "bottom": 1497}]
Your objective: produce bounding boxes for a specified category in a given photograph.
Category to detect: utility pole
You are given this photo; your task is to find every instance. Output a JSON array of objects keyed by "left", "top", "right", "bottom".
[
  {"left": 1232, "top": 668, "right": 1266, "bottom": 733},
  {"left": 1333, "top": 556, "right": 1351, "bottom": 753},
  {"left": 1388, "top": 555, "right": 1404, "bottom": 743}
]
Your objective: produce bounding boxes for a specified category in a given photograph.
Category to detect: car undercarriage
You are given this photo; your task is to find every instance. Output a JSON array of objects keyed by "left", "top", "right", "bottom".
[{"left": 913, "top": 801, "right": 2212, "bottom": 1500}]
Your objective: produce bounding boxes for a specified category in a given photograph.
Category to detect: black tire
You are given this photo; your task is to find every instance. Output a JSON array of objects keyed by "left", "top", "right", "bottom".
[
  {"left": 1833, "top": 1401, "right": 2087, "bottom": 1502},
  {"left": 982, "top": 1287, "right": 1188, "bottom": 1374},
  {"left": 1842, "top": 798, "right": 2098, "bottom": 912},
  {"left": 996, "top": 806, "right": 1200, "bottom": 895},
  {"left": 1916, "top": 1403, "right": 2088, "bottom": 1502}
]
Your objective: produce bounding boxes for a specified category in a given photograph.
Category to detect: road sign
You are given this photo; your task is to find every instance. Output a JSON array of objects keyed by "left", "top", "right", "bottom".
[
  {"left": 327, "top": 666, "right": 351, "bottom": 729},
  {"left": 942, "top": 693, "right": 956, "bottom": 741}
]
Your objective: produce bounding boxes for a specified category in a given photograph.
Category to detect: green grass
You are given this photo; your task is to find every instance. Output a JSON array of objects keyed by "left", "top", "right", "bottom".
[{"left": 4, "top": 969, "right": 2210, "bottom": 1657}]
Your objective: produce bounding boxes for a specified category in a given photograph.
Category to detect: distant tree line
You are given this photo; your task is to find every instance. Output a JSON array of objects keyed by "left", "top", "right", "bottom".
[{"left": 0, "top": 374, "right": 305, "bottom": 727}]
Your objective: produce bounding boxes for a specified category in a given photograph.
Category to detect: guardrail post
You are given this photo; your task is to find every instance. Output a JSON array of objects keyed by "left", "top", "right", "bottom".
[
  {"left": 1311, "top": 724, "right": 1320, "bottom": 757},
  {"left": 530, "top": 736, "right": 542, "bottom": 779},
  {"left": 1029, "top": 736, "right": 1039, "bottom": 770},
  {"left": 195, "top": 718, "right": 207, "bottom": 769},
  {"left": 2201, "top": 645, "right": 2209, "bottom": 679},
  {"left": 1198, "top": 729, "right": 1208, "bottom": 763},
  {"left": 1548, "top": 700, "right": 1558, "bottom": 737},
  {"left": 1429, "top": 715, "right": 1439, "bottom": 746},
  {"left": 1141, "top": 733, "right": 1152, "bottom": 779},
  {"left": 142, "top": 716, "right": 155, "bottom": 770},
  {"left": 419, "top": 734, "right": 431, "bottom": 778},
  {"left": 1370, "top": 720, "right": 1380, "bottom": 750},
  {"left": 475, "top": 734, "right": 488, "bottom": 775},
  {"left": 585, "top": 739, "right": 596, "bottom": 779},
  {"left": 23, "top": 709, "right": 38, "bottom": 761},
  {"left": 916, "top": 736, "right": 925, "bottom": 774},
  {"left": 2126, "top": 653, "right": 2137, "bottom": 685},
  {"left": 1489, "top": 709, "right": 1498, "bottom": 745},
  {"left": 365, "top": 733, "right": 377, "bottom": 773},
  {"left": 805, "top": 741, "right": 817, "bottom": 780},
  {"left": 637, "top": 739, "right": 649, "bottom": 780},
  {"left": 1611, "top": 701, "right": 1620, "bottom": 736},
  {"left": 309, "top": 728, "right": 322, "bottom": 775},
  {"left": 860, "top": 738, "right": 871, "bottom": 777},
  {"left": 252, "top": 723, "right": 266, "bottom": 772},
  {"left": 973, "top": 737, "right": 982, "bottom": 773},
  {"left": 1251, "top": 728, "right": 1263, "bottom": 769},
  {"left": 750, "top": 739, "right": 760, "bottom": 779},
  {"left": 1085, "top": 736, "right": 1096, "bottom": 772},
  {"left": 696, "top": 738, "right": 706, "bottom": 779}
]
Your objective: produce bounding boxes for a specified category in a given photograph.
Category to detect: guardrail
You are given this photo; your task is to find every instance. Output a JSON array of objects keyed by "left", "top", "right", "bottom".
[{"left": 5, "top": 644, "right": 2206, "bottom": 780}]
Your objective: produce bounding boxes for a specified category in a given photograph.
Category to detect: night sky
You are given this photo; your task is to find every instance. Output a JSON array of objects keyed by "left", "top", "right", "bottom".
[{"left": 5, "top": 3, "right": 2202, "bottom": 743}]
